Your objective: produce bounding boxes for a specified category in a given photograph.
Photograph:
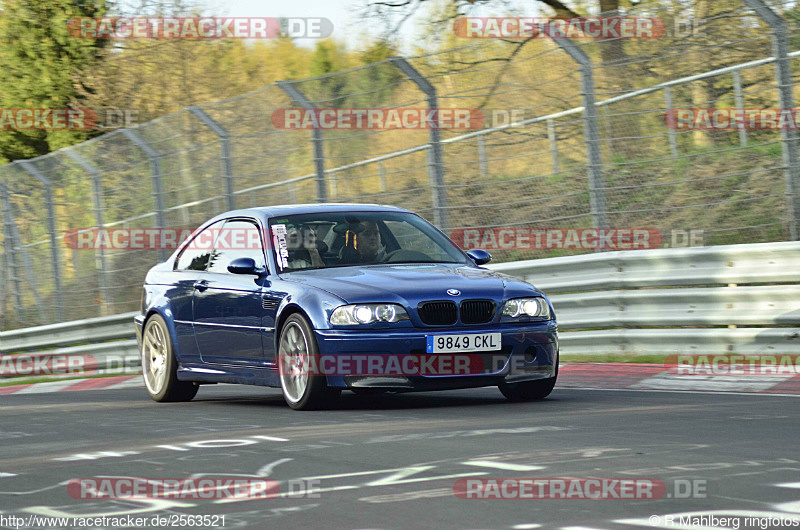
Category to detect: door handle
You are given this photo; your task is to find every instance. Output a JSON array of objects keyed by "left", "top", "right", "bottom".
[{"left": 193, "top": 280, "right": 209, "bottom": 292}]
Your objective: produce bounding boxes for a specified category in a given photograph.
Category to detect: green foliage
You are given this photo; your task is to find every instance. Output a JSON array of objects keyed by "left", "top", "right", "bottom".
[{"left": 0, "top": 0, "right": 108, "bottom": 162}]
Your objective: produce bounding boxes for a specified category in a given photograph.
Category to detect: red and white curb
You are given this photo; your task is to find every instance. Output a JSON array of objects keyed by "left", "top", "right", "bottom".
[
  {"left": 558, "top": 363, "right": 800, "bottom": 395},
  {"left": 0, "top": 363, "right": 798, "bottom": 395},
  {"left": 0, "top": 375, "right": 142, "bottom": 395}
]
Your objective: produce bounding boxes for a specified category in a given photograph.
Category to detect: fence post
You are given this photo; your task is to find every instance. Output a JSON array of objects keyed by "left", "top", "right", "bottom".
[
  {"left": 0, "top": 183, "right": 23, "bottom": 316},
  {"left": 121, "top": 129, "right": 168, "bottom": 261},
  {"left": 379, "top": 161, "right": 387, "bottom": 193},
  {"left": 276, "top": 81, "right": 328, "bottom": 203},
  {"left": 17, "top": 160, "right": 64, "bottom": 321},
  {"left": 551, "top": 40, "right": 608, "bottom": 232},
  {"left": 664, "top": 87, "right": 679, "bottom": 158},
  {"left": 477, "top": 136, "right": 488, "bottom": 180},
  {"left": 389, "top": 56, "right": 449, "bottom": 232},
  {"left": 742, "top": 0, "right": 799, "bottom": 240},
  {"left": 732, "top": 70, "right": 748, "bottom": 148},
  {"left": 64, "top": 149, "right": 112, "bottom": 314},
  {"left": 1, "top": 182, "right": 45, "bottom": 321},
  {"left": 188, "top": 106, "right": 236, "bottom": 211},
  {"left": 547, "top": 119, "right": 559, "bottom": 174}
]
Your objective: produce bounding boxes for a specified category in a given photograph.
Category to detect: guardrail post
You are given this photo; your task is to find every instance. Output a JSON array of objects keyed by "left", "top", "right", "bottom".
[
  {"left": 732, "top": 70, "right": 748, "bottom": 148},
  {"left": 187, "top": 106, "right": 236, "bottom": 211},
  {"left": 742, "top": 0, "right": 800, "bottom": 240},
  {"left": 276, "top": 81, "right": 328, "bottom": 203},
  {"left": 550, "top": 40, "right": 608, "bottom": 232},
  {"left": 64, "top": 149, "right": 112, "bottom": 315},
  {"left": 121, "top": 129, "right": 168, "bottom": 261},
  {"left": 389, "top": 56, "right": 449, "bottom": 231},
  {"left": 16, "top": 160, "right": 64, "bottom": 321}
]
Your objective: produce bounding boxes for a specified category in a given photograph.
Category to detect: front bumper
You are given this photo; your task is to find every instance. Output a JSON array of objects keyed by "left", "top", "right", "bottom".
[
  {"left": 313, "top": 322, "right": 558, "bottom": 390},
  {"left": 134, "top": 315, "right": 145, "bottom": 348}
]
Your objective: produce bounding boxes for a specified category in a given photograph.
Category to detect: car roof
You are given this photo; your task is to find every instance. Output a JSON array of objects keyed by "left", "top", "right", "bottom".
[{"left": 207, "top": 203, "right": 412, "bottom": 222}]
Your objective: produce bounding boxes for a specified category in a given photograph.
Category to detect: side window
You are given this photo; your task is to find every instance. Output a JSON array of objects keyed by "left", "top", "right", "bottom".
[
  {"left": 174, "top": 221, "right": 221, "bottom": 271},
  {"left": 207, "top": 219, "right": 266, "bottom": 274}
]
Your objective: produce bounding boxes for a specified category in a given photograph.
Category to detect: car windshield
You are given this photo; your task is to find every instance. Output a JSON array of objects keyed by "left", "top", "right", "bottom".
[{"left": 268, "top": 211, "right": 468, "bottom": 272}]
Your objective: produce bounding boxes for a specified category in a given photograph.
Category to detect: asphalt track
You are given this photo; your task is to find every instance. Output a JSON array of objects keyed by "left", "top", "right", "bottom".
[{"left": 0, "top": 382, "right": 799, "bottom": 530}]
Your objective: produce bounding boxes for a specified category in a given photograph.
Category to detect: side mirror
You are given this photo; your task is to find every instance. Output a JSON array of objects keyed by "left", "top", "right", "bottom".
[
  {"left": 466, "top": 249, "right": 492, "bottom": 266},
  {"left": 227, "top": 257, "right": 266, "bottom": 276}
]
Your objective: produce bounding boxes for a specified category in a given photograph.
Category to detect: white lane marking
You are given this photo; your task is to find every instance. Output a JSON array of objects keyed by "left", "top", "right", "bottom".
[
  {"left": 256, "top": 458, "right": 293, "bottom": 477},
  {"left": 54, "top": 451, "right": 140, "bottom": 462},
  {"left": 0, "top": 482, "right": 68, "bottom": 495},
  {"left": 776, "top": 482, "right": 800, "bottom": 489},
  {"left": 631, "top": 373, "right": 793, "bottom": 392},
  {"left": 463, "top": 461, "right": 544, "bottom": 471},
  {"left": 562, "top": 387, "right": 800, "bottom": 397},
  {"left": 512, "top": 525, "right": 542, "bottom": 529},
  {"left": 359, "top": 487, "right": 453, "bottom": 504},
  {"left": 215, "top": 466, "right": 490, "bottom": 504},
  {"left": 300, "top": 469, "right": 404, "bottom": 481},
  {"left": 0, "top": 473, "right": 17, "bottom": 478},
  {"left": 15, "top": 380, "right": 84, "bottom": 394},
  {"left": 251, "top": 435, "right": 289, "bottom": 442}
]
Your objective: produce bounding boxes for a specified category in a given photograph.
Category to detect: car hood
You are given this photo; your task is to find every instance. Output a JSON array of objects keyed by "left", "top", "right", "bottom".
[{"left": 282, "top": 263, "right": 540, "bottom": 305}]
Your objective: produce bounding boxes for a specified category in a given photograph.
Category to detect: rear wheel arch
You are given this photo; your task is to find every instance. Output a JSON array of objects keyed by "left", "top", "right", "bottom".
[{"left": 143, "top": 309, "right": 183, "bottom": 363}]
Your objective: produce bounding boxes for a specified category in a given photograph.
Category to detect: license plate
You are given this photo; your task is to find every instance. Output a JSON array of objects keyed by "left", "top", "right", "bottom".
[{"left": 426, "top": 333, "right": 501, "bottom": 353}]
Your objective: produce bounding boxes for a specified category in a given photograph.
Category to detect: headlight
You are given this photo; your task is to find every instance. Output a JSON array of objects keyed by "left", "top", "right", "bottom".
[
  {"left": 501, "top": 297, "right": 551, "bottom": 320},
  {"left": 330, "top": 304, "right": 409, "bottom": 325}
]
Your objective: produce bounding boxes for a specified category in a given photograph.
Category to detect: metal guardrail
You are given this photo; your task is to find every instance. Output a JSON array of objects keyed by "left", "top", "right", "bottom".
[
  {"left": 1, "top": 242, "right": 799, "bottom": 373},
  {"left": 0, "top": 311, "right": 139, "bottom": 355}
]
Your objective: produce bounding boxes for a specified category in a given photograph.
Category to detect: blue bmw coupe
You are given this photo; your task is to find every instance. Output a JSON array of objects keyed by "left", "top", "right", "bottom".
[{"left": 135, "top": 204, "right": 558, "bottom": 409}]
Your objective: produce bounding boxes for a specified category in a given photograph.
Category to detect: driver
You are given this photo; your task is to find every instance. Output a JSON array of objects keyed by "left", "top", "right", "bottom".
[{"left": 359, "top": 221, "right": 386, "bottom": 262}]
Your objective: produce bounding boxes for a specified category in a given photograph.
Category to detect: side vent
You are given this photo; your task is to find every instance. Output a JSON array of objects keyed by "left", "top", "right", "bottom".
[{"left": 262, "top": 298, "right": 280, "bottom": 310}]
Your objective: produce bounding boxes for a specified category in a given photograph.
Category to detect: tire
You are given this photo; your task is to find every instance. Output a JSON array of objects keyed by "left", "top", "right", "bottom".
[
  {"left": 499, "top": 350, "right": 558, "bottom": 402},
  {"left": 278, "top": 313, "right": 340, "bottom": 410},
  {"left": 141, "top": 314, "right": 198, "bottom": 403}
]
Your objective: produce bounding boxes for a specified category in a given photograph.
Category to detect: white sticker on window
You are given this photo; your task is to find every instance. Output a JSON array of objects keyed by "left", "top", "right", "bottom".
[{"left": 272, "top": 224, "right": 289, "bottom": 270}]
